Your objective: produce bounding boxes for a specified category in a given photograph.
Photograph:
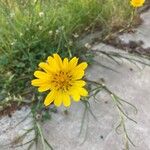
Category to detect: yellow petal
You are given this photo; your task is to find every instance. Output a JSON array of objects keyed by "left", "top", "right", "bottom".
[
  {"left": 63, "top": 58, "right": 69, "bottom": 70},
  {"left": 71, "top": 62, "right": 88, "bottom": 80},
  {"left": 34, "top": 71, "right": 51, "bottom": 79},
  {"left": 72, "top": 70, "right": 84, "bottom": 80},
  {"left": 54, "top": 92, "right": 62, "bottom": 107},
  {"left": 79, "top": 88, "right": 88, "bottom": 96},
  {"left": 62, "top": 93, "right": 71, "bottom": 107},
  {"left": 47, "top": 56, "right": 60, "bottom": 71},
  {"left": 53, "top": 53, "right": 63, "bottom": 68},
  {"left": 73, "top": 80, "right": 86, "bottom": 87},
  {"left": 38, "top": 85, "right": 51, "bottom": 92},
  {"left": 69, "top": 57, "right": 78, "bottom": 69},
  {"left": 39, "top": 62, "right": 52, "bottom": 73},
  {"left": 69, "top": 88, "right": 80, "bottom": 101},
  {"left": 69, "top": 87, "right": 88, "bottom": 101},
  {"left": 76, "top": 62, "right": 88, "bottom": 70},
  {"left": 72, "top": 93, "right": 80, "bottom": 102},
  {"left": 31, "top": 79, "right": 47, "bottom": 86},
  {"left": 44, "top": 91, "right": 55, "bottom": 106},
  {"left": 47, "top": 56, "right": 54, "bottom": 64}
]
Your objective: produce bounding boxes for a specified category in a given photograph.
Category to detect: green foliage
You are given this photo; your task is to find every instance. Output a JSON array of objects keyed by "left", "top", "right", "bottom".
[{"left": 0, "top": 0, "right": 132, "bottom": 98}]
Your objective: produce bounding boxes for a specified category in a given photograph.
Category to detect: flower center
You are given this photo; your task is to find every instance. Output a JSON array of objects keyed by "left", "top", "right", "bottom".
[{"left": 51, "top": 71, "right": 73, "bottom": 91}]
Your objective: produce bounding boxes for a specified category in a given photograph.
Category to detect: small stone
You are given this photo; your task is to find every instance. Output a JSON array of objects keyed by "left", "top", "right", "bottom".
[
  {"left": 85, "top": 43, "right": 92, "bottom": 49},
  {"left": 100, "top": 135, "right": 104, "bottom": 139}
]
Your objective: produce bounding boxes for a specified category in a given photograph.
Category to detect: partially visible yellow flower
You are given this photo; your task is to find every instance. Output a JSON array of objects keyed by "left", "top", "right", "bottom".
[
  {"left": 130, "top": 0, "right": 145, "bottom": 7},
  {"left": 31, "top": 54, "right": 88, "bottom": 107}
]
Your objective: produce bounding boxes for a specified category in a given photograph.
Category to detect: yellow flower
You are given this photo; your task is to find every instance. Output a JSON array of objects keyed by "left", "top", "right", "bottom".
[
  {"left": 31, "top": 54, "right": 88, "bottom": 107},
  {"left": 130, "top": 0, "right": 145, "bottom": 7}
]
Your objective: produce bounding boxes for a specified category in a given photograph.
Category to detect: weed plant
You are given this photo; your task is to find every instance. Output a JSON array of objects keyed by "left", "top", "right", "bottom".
[{"left": 0, "top": 0, "right": 132, "bottom": 98}]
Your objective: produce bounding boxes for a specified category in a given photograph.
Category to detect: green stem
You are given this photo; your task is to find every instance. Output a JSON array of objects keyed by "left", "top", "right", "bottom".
[{"left": 36, "top": 122, "right": 46, "bottom": 150}]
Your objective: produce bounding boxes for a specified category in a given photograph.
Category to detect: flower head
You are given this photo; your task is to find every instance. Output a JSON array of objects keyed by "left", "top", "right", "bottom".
[
  {"left": 31, "top": 54, "right": 88, "bottom": 107},
  {"left": 130, "top": 0, "right": 145, "bottom": 7},
  {"left": 39, "top": 12, "right": 44, "bottom": 17}
]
